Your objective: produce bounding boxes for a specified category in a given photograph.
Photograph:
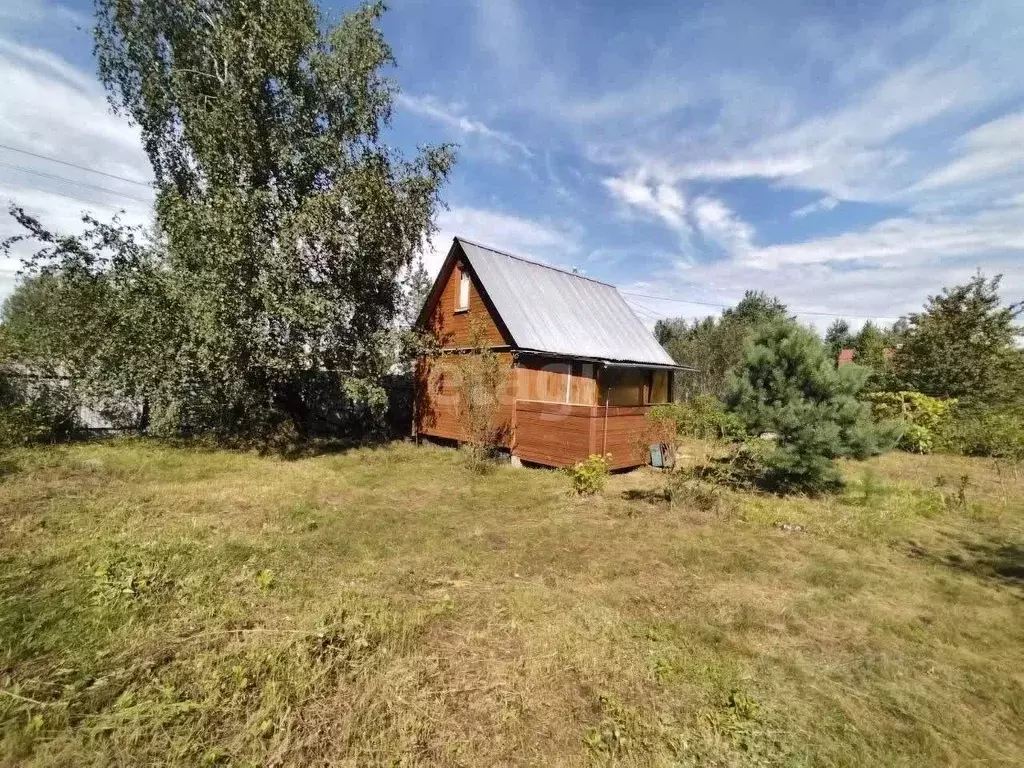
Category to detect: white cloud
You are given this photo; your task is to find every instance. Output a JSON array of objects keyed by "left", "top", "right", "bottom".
[
  {"left": 566, "top": 1, "right": 1024, "bottom": 326},
  {"left": 603, "top": 174, "right": 688, "bottom": 232},
  {"left": 624, "top": 246, "right": 1024, "bottom": 334},
  {"left": 627, "top": 52, "right": 998, "bottom": 204},
  {"left": 576, "top": 2, "right": 1024, "bottom": 213},
  {"left": 396, "top": 93, "right": 532, "bottom": 158},
  {"left": 691, "top": 196, "right": 754, "bottom": 253},
  {"left": 743, "top": 205, "right": 1024, "bottom": 270},
  {"left": 0, "top": 37, "right": 154, "bottom": 301},
  {"left": 423, "top": 205, "right": 581, "bottom": 277},
  {"left": 913, "top": 111, "right": 1024, "bottom": 193},
  {"left": 792, "top": 196, "right": 839, "bottom": 218},
  {"left": 0, "top": 41, "right": 150, "bottom": 175},
  {"left": 602, "top": 179, "right": 756, "bottom": 257},
  {"left": 554, "top": 78, "right": 692, "bottom": 124}
]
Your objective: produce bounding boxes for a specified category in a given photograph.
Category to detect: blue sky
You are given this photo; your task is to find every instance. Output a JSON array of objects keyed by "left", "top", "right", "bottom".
[{"left": 1, "top": 0, "right": 1022, "bottom": 329}]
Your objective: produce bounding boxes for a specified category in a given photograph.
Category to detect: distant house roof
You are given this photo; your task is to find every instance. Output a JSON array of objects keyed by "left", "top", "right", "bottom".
[
  {"left": 430, "top": 237, "right": 681, "bottom": 368},
  {"left": 837, "top": 347, "right": 895, "bottom": 367}
]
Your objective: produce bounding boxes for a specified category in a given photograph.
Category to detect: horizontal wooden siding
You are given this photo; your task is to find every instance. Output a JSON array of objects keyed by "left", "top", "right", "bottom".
[{"left": 513, "top": 401, "right": 656, "bottom": 470}]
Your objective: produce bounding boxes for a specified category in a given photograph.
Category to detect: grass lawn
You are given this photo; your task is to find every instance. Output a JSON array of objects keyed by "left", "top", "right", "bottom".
[{"left": 1, "top": 439, "right": 1023, "bottom": 766}]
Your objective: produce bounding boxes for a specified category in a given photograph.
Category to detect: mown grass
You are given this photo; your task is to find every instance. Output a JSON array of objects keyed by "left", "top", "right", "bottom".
[{"left": 1, "top": 438, "right": 1022, "bottom": 766}]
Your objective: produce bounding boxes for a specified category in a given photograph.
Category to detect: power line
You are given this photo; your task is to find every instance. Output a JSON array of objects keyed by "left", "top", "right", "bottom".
[
  {"left": 0, "top": 142, "right": 153, "bottom": 188},
  {"left": 624, "top": 296, "right": 670, "bottom": 320},
  {"left": 620, "top": 289, "right": 900, "bottom": 321},
  {"left": 0, "top": 161, "right": 153, "bottom": 204},
  {"left": 0, "top": 184, "right": 143, "bottom": 212},
  {"left": 627, "top": 305, "right": 664, "bottom": 323}
]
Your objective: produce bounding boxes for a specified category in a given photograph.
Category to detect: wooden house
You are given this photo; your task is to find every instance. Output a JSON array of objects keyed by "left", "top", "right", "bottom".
[{"left": 413, "top": 237, "right": 688, "bottom": 469}]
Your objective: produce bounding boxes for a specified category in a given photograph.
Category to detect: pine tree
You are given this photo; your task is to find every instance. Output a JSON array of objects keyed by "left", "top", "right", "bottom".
[{"left": 727, "top": 320, "right": 896, "bottom": 494}]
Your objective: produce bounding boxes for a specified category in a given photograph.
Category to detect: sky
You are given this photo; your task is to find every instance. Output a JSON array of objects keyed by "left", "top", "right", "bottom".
[{"left": 1, "top": 0, "right": 1022, "bottom": 330}]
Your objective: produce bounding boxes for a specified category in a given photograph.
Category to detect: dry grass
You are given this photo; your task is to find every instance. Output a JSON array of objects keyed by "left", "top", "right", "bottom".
[{"left": 1, "top": 438, "right": 1022, "bottom": 766}]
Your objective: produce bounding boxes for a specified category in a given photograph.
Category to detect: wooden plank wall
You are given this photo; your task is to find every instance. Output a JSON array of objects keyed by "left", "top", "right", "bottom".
[
  {"left": 512, "top": 401, "right": 596, "bottom": 467},
  {"left": 602, "top": 368, "right": 648, "bottom": 406},
  {"left": 422, "top": 256, "right": 510, "bottom": 349},
  {"left": 600, "top": 368, "right": 672, "bottom": 407},
  {"left": 416, "top": 357, "right": 669, "bottom": 469},
  {"left": 414, "top": 353, "right": 515, "bottom": 445},
  {"left": 651, "top": 371, "right": 669, "bottom": 403},
  {"left": 512, "top": 402, "right": 660, "bottom": 470},
  {"left": 515, "top": 357, "right": 598, "bottom": 406},
  {"left": 599, "top": 407, "right": 654, "bottom": 470}
]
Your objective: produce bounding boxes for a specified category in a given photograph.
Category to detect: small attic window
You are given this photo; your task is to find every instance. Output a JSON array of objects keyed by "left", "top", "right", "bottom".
[{"left": 455, "top": 266, "right": 470, "bottom": 312}]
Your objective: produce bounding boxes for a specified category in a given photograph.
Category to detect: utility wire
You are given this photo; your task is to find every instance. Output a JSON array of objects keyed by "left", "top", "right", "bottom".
[
  {"left": 624, "top": 297, "right": 670, "bottom": 320},
  {"left": 620, "top": 289, "right": 900, "bottom": 321},
  {"left": 0, "top": 161, "right": 153, "bottom": 204},
  {"left": 0, "top": 145, "right": 923, "bottom": 323},
  {"left": 627, "top": 305, "right": 665, "bottom": 323},
  {"left": 0, "top": 184, "right": 142, "bottom": 212},
  {"left": 0, "top": 142, "right": 153, "bottom": 188}
]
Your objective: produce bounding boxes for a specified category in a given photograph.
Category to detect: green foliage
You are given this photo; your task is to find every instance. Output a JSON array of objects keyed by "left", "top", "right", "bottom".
[
  {"left": 721, "top": 438, "right": 847, "bottom": 496},
  {"left": 0, "top": 330, "right": 80, "bottom": 452},
  {"left": 0, "top": 378, "right": 79, "bottom": 452},
  {"left": 255, "top": 569, "right": 277, "bottom": 592},
  {"left": 722, "top": 290, "right": 790, "bottom": 325},
  {"left": 655, "top": 291, "right": 790, "bottom": 399},
  {"left": 726, "top": 321, "right": 898, "bottom": 494},
  {"left": 567, "top": 453, "right": 611, "bottom": 496},
  {"left": 2, "top": 266, "right": 166, "bottom": 437},
  {"left": 452, "top": 321, "right": 508, "bottom": 472},
  {"left": 91, "top": 550, "right": 174, "bottom": 606},
  {"left": 890, "top": 273, "right": 1023, "bottom": 406},
  {"left": 649, "top": 395, "right": 743, "bottom": 441},
  {"left": 942, "top": 406, "right": 1024, "bottom": 461},
  {"left": 824, "top": 318, "right": 853, "bottom": 361},
  {"left": 3, "top": 0, "right": 453, "bottom": 442},
  {"left": 864, "top": 391, "right": 957, "bottom": 454},
  {"left": 851, "top": 321, "right": 894, "bottom": 392}
]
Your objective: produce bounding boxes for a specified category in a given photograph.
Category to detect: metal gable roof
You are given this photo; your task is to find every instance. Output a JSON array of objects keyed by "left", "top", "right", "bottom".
[{"left": 454, "top": 237, "right": 678, "bottom": 367}]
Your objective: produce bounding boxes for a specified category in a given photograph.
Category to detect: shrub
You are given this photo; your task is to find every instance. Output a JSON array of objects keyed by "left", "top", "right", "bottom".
[
  {"left": 942, "top": 407, "right": 1024, "bottom": 461},
  {"left": 693, "top": 438, "right": 846, "bottom": 496},
  {"left": 726, "top": 321, "right": 898, "bottom": 495},
  {"left": 0, "top": 370, "right": 80, "bottom": 451},
  {"left": 649, "top": 396, "right": 743, "bottom": 441},
  {"left": 750, "top": 441, "right": 846, "bottom": 495},
  {"left": 453, "top": 321, "right": 510, "bottom": 472},
  {"left": 665, "top": 473, "right": 723, "bottom": 513},
  {"left": 567, "top": 454, "right": 611, "bottom": 496},
  {"left": 864, "top": 391, "right": 956, "bottom": 453}
]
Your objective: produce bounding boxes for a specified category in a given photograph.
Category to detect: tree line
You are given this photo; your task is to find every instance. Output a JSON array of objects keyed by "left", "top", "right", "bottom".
[
  {"left": 652, "top": 275, "right": 1023, "bottom": 493},
  {"left": 657, "top": 277, "right": 1023, "bottom": 409}
]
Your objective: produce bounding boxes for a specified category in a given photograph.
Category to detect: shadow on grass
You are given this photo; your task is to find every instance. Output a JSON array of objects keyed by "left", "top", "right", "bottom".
[
  {"left": 907, "top": 536, "right": 1024, "bottom": 592},
  {"left": 62, "top": 432, "right": 402, "bottom": 462},
  {"left": 0, "top": 456, "right": 21, "bottom": 480},
  {"left": 270, "top": 435, "right": 397, "bottom": 461},
  {"left": 621, "top": 488, "right": 670, "bottom": 504}
]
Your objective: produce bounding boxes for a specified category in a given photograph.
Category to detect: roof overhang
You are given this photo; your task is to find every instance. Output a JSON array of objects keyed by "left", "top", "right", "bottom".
[{"left": 513, "top": 348, "right": 696, "bottom": 372}]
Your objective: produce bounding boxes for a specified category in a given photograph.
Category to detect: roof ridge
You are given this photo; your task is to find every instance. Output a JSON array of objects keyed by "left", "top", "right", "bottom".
[{"left": 454, "top": 235, "right": 615, "bottom": 289}]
